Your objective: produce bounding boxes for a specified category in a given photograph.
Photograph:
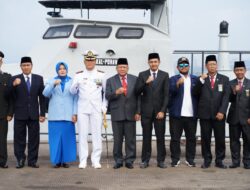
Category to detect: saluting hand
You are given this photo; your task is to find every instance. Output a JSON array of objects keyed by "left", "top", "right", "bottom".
[
  {"left": 176, "top": 77, "right": 184, "bottom": 88},
  {"left": 234, "top": 85, "right": 241, "bottom": 93},
  {"left": 200, "top": 73, "right": 208, "bottom": 80},
  {"left": 13, "top": 78, "right": 21, "bottom": 86},
  {"left": 115, "top": 87, "right": 125, "bottom": 95},
  {"left": 146, "top": 76, "right": 154, "bottom": 84},
  {"left": 54, "top": 79, "right": 61, "bottom": 86}
]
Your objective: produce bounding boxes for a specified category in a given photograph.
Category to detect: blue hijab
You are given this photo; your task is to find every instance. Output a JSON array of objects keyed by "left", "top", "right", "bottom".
[{"left": 54, "top": 62, "right": 71, "bottom": 92}]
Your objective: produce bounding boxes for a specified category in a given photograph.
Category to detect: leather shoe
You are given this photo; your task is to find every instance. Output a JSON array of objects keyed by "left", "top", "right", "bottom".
[
  {"left": 140, "top": 162, "right": 149, "bottom": 169},
  {"left": 229, "top": 163, "right": 240, "bottom": 168},
  {"left": 157, "top": 162, "right": 167, "bottom": 169},
  {"left": 125, "top": 163, "right": 134, "bottom": 169},
  {"left": 16, "top": 159, "right": 25, "bottom": 169},
  {"left": 28, "top": 163, "right": 39, "bottom": 168},
  {"left": 113, "top": 163, "right": 123, "bottom": 169},
  {"left": 0, "top": 164, "right": 8, "bottom": 169},
  {"left": 62, "top": 163, "right": 69, "bottom": 168},
  {"left": 53, "top": 163, "right": 61, "bottom": 168},
  {"left": 201, "top": 162, "right": 211, "bottom": 169},
  {"left": 244, "top": 164, "right": 250, "bottom": 169},
  {"left": 215, "top": 162, "right": 227, "bottom": 169}
]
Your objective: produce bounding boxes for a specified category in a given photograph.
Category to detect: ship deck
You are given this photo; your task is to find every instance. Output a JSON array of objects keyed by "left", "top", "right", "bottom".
[{"left": 1, "top": 141, "right": 250, "bottom": 190}]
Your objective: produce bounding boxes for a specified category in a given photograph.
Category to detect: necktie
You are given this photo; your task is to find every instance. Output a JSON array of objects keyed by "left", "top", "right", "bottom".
[
  {"left": 122, "top": 76, "right": 127, "bottom": 96},
  {"left": 153, "top": 72, "right": 156, "bottom": 80},
  {"left": 210, "top": 75, "right": 215, "bottom": 89},
  {"left": 238, "top": 81, "right": 242, "bottom": 91},
  {"left": 26, "top": 76, "right": 31, "bottom": 93}
]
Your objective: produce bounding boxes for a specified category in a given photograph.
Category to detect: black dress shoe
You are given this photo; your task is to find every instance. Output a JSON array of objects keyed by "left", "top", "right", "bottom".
[
  {"left": 215, "top": 162, "right": 227, "bottom": 169},
  {"left": 62, "top": 163, "right": 69, "bottom": 168},
  {"left": 157, "top": 162, "right": 167, "bottom": 169},
  {"left": 28, "top": 163, "right": 39, "bottom": 168},
  {"left": 244, "top": 164, "right": 250, "bottom": 169},
  {"left": 16, "top": 159, "right": 25, "bottom": 169},
  {"left": 125, "top": 163, "right": 134, "bottom": 169},
  {"left": 113, "top": 163, "right": 123, "bottom": 169},
  {"left": 201, "top": 162, "right": 211, "bottom": 169},
  {"left": 53, "top": 163, "right": 61, "bottom": 168},
  {"left": 0, "top": 164, "right": 8, "bottom": 169},
  {"left": 229, "top": 163, "right": 240, "bottom": 168},
  {"left": 140, "top": 162, "right": 149, "bottom": 169}
]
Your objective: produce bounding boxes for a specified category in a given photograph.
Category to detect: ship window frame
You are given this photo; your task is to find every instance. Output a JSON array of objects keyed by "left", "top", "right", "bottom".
[
  {"left": 74, "top": 25, "right": 112, "bottom": 39},
  {"left": 43, "top": 25, "right": 74, "bottom": 39},
  {"left": 116, "top": 27, "right": 144, "bottom": 39}
]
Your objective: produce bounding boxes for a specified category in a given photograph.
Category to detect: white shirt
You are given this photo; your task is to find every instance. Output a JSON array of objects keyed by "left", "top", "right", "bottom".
[
  {"left": 150, "top": 69, "right": 158, "bottom": 79},
  {"left": 23, "top": 73, "right": 32, "bottom": 85},
  {"left": 199, "top": 73, "right": 217, "bottom": 84},
  {"left": 180, "top": 74, "right": 193, "bottom": 117}
]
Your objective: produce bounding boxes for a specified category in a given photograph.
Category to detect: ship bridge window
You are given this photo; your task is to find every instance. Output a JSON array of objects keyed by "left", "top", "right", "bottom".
[
  {"left": 74, "top": 25, "right": 112, "bottom": 38},
  {"left": 43, "top": 25, "right": 73, "bottom": 39},
  {"left": 116, "top": 28, "right": 144, "bottom": 39}
]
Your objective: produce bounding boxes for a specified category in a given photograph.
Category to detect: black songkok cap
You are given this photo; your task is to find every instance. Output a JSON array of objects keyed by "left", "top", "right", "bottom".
[
  {"left": 148, "top": 53, "right": 160, "bottom": 60},
  {"left": 205, "top": 55, "right": 217, "bottom": 64},
  {"left": 21, "top": 56, "right": 32, "bottom": 64},
  {"left": 0, "top": 51, "right": 4, "bottom": 58},
  {"left": 117, "top": 58, "right": 128, "bottom": 65},
  {"left": 234, "top": 61, "right": 245, "bottom": 68}
]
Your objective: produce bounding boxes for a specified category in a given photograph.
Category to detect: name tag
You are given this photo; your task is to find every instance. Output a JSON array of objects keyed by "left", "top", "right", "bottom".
[
  {"left": 218, "top": 84, "right": 223, "bottom": 92},
  {"left": 246, "top": 89, "right": 250, "bottom": 97}
]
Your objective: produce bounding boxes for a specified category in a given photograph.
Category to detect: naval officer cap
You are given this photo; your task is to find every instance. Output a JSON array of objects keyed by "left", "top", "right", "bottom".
[
  {"left": 148, "top": 53, "right": 160, "bottom": 60},
  {"left": 117, "top": 58, "right": 128, "bottom": 65},
  {"left": 0, "top": 51, "right": 4, "bottom": 58},
  {"left": 234, "top": 61, "right": 245, "bottom": 68},
  {"left": 83, "top": 50, "right": 98, "bottom": 61},
  {"left": 177, "top": 57, "right": 189, "bottom": 65},
  {"left": 20, "top": 56, "right": 32, "bottom": 64},
  {"left": 205, "top": 55, "right": 217, "bottom": 64}
]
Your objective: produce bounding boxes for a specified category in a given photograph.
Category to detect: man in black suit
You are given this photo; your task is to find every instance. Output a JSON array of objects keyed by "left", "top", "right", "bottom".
[
  {"left": 135, "top": 53, "right": 169, "bottom": 169},
  {"left": 0, "top": 51, "right": 13, "bottom": 168},
  {"left": 194, "top": 55, "right": 230, "bottom": 169},
  {"left": 227, "top": 61, "right": 250, "bottom": 169},
  {"left": 8, "top": 57, "right": 45, "bottom": 168},
  {"left": 106, "top": 58, "right": 140, "bottom": 169}
]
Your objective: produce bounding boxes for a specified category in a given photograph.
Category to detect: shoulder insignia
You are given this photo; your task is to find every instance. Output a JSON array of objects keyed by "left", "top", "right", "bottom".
[
  {"left": 76, "top": 70, "right": 84, "bottom": 74},
  {"left": 97, "top": 70, "right": 104, "bottom": 73}
]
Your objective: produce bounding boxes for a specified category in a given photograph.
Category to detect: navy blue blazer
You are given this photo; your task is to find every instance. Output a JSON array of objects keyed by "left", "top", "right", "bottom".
[
  {"left": 8, "top": 74, "right": 46, "bottom": 120},
  {"left": 168, "top": 74, "right": 199, "bottom": 118}
]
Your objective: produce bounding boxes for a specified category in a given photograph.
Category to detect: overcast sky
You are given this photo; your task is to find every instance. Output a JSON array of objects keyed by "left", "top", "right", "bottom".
[{"left": 0, "top": 0, "right": 250, "bottom": 64}]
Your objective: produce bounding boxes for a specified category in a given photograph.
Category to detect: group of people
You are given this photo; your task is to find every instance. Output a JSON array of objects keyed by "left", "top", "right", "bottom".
[{"left": 0, "top": 49, "right": 249, "bottom": 170}]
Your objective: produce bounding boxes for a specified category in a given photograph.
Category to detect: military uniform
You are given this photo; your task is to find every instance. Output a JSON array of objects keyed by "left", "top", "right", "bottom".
[
  {"left": 70, "top": 50, "right": 107, "bottom": 169},
  {"left": 0, "top": 56, "right": 13, "bottom": 167}
]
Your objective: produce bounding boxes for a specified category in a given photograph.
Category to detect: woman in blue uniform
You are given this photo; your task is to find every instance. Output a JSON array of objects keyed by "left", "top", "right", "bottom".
[{"left": 43, "top": 62, "right": 77, "bottom": 168}]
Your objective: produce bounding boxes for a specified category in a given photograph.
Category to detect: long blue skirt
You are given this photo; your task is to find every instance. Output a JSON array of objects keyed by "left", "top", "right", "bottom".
[{"left": 48, "top": 121, "right": 76, "bottom": 165}]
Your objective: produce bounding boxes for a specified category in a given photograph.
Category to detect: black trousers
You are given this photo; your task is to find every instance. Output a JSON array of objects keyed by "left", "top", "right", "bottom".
[
  {"left": 141, "top": 115, "right": 166, "bottom": 163},
  {"left": 112, "top": 120, "right": 136, "bottom": 164},
  {"left": 200, "top": 119, "right": 226, "bottom": 164},
  {"left": 229, "top": 123, "right": 250, "bottom": 165},
  {"left": 0, "top": 119, "right": 8, "bottom": 166},
  {"left": 14, "top": 119, "right": 40, "bottom": 164},
  {"left": 169, "top": 117, "right": 197, "bottom": 163}
]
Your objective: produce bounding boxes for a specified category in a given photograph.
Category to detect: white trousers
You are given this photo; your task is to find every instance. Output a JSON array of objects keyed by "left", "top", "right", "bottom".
[{"left": 78, "top": 112, "right": 102, "bottom": 165}]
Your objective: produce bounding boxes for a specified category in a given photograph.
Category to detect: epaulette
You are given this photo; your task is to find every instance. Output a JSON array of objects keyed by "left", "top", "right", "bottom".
[
  {"left": 97, "top": 70, "right": 104, "bottom": 73},
  {"left": 76, "top": 70, "right": 84, "bottom": 74}
]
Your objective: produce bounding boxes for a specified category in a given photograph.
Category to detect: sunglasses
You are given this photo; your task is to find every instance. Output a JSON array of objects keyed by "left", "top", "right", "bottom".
[{"left": 178, "top": 63, "right": 189, "bottom": 68}]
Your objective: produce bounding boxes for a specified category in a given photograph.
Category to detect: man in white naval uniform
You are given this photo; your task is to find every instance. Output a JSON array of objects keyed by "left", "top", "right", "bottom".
[{"left": 70, "top": 50, "right": 107, "bottom": 169}]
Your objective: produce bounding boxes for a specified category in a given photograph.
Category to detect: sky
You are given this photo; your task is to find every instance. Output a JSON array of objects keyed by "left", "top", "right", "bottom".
[{"left": 0, "top": 0, "right": 250, "bottom": 64}]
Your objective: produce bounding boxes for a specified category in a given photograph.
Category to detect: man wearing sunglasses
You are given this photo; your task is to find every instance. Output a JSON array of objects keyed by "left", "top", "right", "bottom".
[
  {"left": 194, "top": 55, "right": 230, "bottom": 169},
  {"left": 168, "top": 57, "right": 199, "bottom": 167}
]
